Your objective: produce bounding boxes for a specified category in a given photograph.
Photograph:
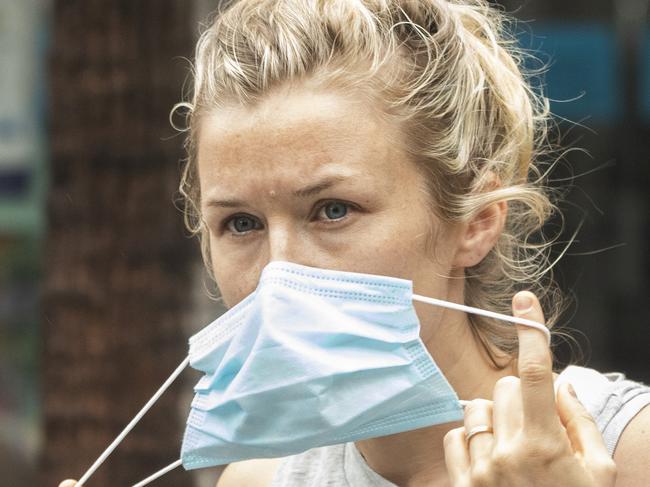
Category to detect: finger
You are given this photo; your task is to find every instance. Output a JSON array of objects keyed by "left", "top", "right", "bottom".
[
  {"left": 513, "top": 291, "right": 557, "bottom": 433},
  {"left": 59, "top": 481, "right": 78, "bottom": 487},
  {"left": 463, "top": 399, "right": 494, "bottom": 462},
  {"left": 556, "top": 382, "right": 610, "bottom": 463},
  {"left": 492, "top": 375, "right": 523, "bottom": 442},
  {"left": 444, "top": 426, "right": 470, "bottom": 485}
]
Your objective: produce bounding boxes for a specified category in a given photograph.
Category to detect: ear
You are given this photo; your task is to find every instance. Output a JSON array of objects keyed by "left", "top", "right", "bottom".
[{"left": 451, "top": 175, "right": 508, "bottom": 268}]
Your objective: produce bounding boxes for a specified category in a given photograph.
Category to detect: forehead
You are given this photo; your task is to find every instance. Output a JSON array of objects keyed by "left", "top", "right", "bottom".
[{"left": 196, "top": 85, "right": 409, "bottom": 184}]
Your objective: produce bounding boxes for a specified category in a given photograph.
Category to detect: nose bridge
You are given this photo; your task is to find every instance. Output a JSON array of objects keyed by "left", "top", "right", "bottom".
[{"left": 267, "top": 218, "right": 298, "bottom": 263}]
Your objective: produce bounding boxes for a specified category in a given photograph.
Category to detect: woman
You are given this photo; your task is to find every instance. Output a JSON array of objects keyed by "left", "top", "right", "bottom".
[{"left": 61, "top": 0, "right": 650, "bottom": 485}]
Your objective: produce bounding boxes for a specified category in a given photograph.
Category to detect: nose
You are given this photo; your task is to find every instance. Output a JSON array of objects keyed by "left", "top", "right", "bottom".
[
  {"left": 232, "top": 222, "right": 302, "bottom": 305},
  {"left": 237, "top": 218, "right": 327, "bottom": 306},
  {"left": 267, "top": 220, "right": 296, "bottom": 263}
]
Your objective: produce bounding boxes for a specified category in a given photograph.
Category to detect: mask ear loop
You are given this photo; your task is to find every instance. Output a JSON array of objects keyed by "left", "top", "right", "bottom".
[
  {"left": 411, "top": 293, "right": 551, "bottom": 411},
  {"left": 131, "top": 459, "right": 183, "bottom": 487},
  {"left": 411, "top": 294, "right": 551, "bottom": 344},
  {"left": 75, "top": 357, "right": 190, "bottom": 486}
]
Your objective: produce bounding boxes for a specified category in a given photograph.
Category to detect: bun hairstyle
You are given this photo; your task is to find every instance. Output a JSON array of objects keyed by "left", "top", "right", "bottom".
[{"left": 174, "top": 0, "right": 569, "bottom": 365}]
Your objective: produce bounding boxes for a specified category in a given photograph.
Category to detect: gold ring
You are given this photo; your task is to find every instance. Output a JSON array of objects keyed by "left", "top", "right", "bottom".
[{"left": 465, "top": 425, "right": 493, "bottom": 446}]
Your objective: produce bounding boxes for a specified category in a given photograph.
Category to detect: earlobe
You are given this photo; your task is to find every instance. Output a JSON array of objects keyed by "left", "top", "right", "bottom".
[{"left": 452, "top": 200, "right": 507, "bottom": 268}]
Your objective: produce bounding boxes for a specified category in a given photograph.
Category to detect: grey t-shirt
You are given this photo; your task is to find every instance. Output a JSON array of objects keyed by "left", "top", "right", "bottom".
[{"left": 271, "top": 365, "right": 650, "bottom": 487}]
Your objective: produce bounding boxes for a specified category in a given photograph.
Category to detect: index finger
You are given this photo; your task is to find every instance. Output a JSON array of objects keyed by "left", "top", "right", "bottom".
[{"left": 513, "top": 291, "right": 558, "bottom": 433}]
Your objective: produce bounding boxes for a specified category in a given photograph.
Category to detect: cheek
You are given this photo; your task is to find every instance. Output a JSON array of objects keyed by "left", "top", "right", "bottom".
[
  {"left": 211, "top": 259, "right": 262, "bottom": 309},
  {"left": 367, "top": 213, "right": 440, "bottom": 279}
]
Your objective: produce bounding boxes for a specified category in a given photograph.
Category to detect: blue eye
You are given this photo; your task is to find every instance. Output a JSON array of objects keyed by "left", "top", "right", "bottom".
[
  {"left": 226, "top": 215, "right": 260, "bottom": 234},
  {"left": 320, "top": 201, "right": 349, "bottom": 221}
]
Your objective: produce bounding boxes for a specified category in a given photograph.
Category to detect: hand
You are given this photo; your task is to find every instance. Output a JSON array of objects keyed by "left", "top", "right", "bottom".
[{"left": 443, "top": 291, "right": 617, "bottom": 487}]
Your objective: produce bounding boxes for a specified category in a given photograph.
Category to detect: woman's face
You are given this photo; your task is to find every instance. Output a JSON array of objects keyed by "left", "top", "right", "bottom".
[{"left": 196, "top": 84, "right": 466, "bottom": 338}]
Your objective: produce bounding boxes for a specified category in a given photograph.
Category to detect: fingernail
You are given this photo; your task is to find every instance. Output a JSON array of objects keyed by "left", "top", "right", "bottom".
[
  {"left": 514, "top": 293, "right": 533, "bottom": 313},
  {"left": 567, "top": 383, "right": 577, "bottom": 398}
]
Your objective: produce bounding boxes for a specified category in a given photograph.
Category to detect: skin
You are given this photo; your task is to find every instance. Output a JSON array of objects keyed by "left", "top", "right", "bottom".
[{"left": 59, "top": 82, "right": 649, "bottom": 487}]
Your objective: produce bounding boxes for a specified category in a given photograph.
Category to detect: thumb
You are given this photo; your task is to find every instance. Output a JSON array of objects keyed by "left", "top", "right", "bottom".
[{"left": 557, "top": 382, "right": 609, "bottom": 459}]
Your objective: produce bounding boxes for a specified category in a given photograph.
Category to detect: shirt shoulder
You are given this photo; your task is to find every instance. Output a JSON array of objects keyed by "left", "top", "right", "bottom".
[{"left": 555, "top": 365, "right": 650, "bottom": 456}]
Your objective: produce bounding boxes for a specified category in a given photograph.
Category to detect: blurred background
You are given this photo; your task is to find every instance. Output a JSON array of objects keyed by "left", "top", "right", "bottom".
[{"left": 0, "top": 0, "right": 648, "bottom": 485}]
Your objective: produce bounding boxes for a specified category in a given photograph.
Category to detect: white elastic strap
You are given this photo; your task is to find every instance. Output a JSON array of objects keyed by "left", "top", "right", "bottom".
[
  {"left": 411, "top": 294, "right": 551, "bottom": 345},
  {"left": 76, "top": 357, "right": 190, "bottom": 486},
  {"left": 131, "top": 459, "right": 183, "bottom": 487}
]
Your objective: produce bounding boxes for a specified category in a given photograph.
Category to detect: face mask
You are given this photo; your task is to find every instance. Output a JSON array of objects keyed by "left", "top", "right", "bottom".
[{"left": 75, "top": 261, "right": 549, "bottom": 487}]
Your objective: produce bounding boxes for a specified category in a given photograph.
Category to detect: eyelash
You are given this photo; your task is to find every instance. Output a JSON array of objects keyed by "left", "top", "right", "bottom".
[{"left": 221, "top": 200, "right": 357, "bottom": 236}]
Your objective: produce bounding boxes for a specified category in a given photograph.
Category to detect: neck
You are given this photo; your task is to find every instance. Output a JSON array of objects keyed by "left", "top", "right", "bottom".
[
  {"left": 354, "top": 302, "right": 516, "bottom": 486},
  {"left": 355, "top": 424, "right": 459, "bottom": 486}
]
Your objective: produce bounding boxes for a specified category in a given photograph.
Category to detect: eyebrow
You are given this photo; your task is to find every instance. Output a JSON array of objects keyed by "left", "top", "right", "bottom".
[{"left": 205, "top": 175, "right": 350, "bottom": 208}]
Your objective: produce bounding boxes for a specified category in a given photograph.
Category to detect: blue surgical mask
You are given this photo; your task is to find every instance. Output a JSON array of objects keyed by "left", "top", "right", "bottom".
[
  {"left": 181, "top": 260, "right": 465, "bottom": 468},
  {"left": 76, "top": 261, "right": 549, "bottom": 486}
]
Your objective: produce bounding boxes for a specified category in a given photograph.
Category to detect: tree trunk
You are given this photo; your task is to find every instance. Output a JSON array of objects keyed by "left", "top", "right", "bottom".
[{"left": 42, "top": 1, "right": 195, "bottom": 485}]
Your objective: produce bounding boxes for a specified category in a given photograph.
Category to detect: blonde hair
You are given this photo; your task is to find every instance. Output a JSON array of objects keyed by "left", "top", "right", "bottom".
[{"left": 174, "top": 0, "right": 571, "bottom": 365}]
